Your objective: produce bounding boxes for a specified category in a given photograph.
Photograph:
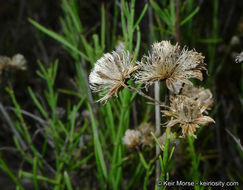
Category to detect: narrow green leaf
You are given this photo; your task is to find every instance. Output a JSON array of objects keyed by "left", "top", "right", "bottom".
[
  {"left": 101, "top": 3, "right": 105, "bottom": 50},
  {"left": 28, "top": 18, "right": 88, "bottom": 61},
  {"left": 33, "top": 157, "right": 39, "bottom": 190},
  {"left": 28, "top": 87, "right": 48, "bottom": 119},
  {"left": 150, "top": 0, "right": 170, "bottom": 27},
  {"left": 121, "top": 8, "right": 128, "bottom": 42},
  {"left": 138, "top": 151, "right": 148, "bottom": 169},
  {"left": 87, "top": 103, "right": 108, "bottom": 179},
  {"left": 70, "top": 153, "right": 93, "bottom": 170},
  {"left": 168, "top": 146, "right": 175, "bottom": 161},
  {"left": 64, "top": 171, "right": 73, "bottom": 190},
  {"left": 163, "top": 130, "right": 170, "bottom": 167},
  {"left": 169, "top": 0, "right": 176, "bottom": 25},
  {"left": 20, "top": 171, "right": 57, "bottom": 184},
  {"left": 151, "top": 132, "right": 163, "bottom": 151},
  {"left": 105, "top": 102, "right": 115, "bottom": 142},
  {"left": 0, "top": 156, "right": 24, "bottom": 190},
  {"left": 133, "top": 4, "right": 148, "bottom": 30},
  {"left": 63, "top": 0, "right": 82, "bottom": 32},
  {"left": 180, "top": 6, "right": 200, "bottom": 26},
  {"left": 198, "top": 38, "right": 221, "bottom": 44}
]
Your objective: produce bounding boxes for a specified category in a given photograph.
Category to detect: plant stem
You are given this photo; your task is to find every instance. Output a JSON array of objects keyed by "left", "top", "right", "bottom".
[
  {"left": 125, "top": 84, "right": 167, "bottom": 107},
  {"left": 175, "top": 0, "right": 180, "bottom": 44},
  {"left": 154, "top": 81, "right": 161, "bottom": 184}
]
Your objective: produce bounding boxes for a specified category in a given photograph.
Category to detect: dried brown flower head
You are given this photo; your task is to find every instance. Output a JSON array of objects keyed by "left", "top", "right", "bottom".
[
  {"left": 181, "top": 84, "right": 214, "bottom": 110},
  {"left": 123, "top": 129, "right": 141, "bottom": 148},
  {"left": 135, "top": 41, "right": 206, "bottom": 93},
  {"left": 89, "top": 51, "right": 140, "bottom": 103},
  {"left": 10, "top": 54, "right": 27, "bottom": 70},
  {"left": 235, "top": 52, "right": 243, "bottom": 64},
  {"left": 162, "top": 95, "right": 215, "bottom": 138},
  {"left": 0, "top": 54, "right": 27, "bottom": 76},
  {"left": 138, "top": 122, "right": 155, "bottom": 147}
]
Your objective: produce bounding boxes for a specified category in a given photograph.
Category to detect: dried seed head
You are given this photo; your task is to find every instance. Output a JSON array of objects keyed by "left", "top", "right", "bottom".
[
  {"left": 135, "top": 41, "right": 206, "bottom": 93},
  {"left": 10, "top": 54, "right": 27, "bottom": 70},
  {"left": 123, "top": 129, "right": 141, "bottom": 148},
  {"left": 181, "top": 84, "right": 214, "bottom": 110},
  {"left": 115, "top": 41, "right": 125, "bottom": 56},
  {"left": 0, "top": 54, "right": 27, "bottom": 76},
  {"left": 138, "top": 123, "right": 155, "bottom": 147},
  {"left": 235, "top": 52, "right": 243, "bottom": 64},
  {"left": 162, "top": 95, "right": 215, "bottom": 138},
  {"left": 89, "top": 50, "right": 140, "bottom": 103}
]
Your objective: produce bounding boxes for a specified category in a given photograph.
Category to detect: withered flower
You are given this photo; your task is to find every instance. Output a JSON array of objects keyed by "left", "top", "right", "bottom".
[
  {"left": 138, "top": 122, "right": 155, "bottom": 147},
  {"left": 162, "top": 95, "right": 215, "bottom": 138},
  {"left": 235, "top": 52, "right": 243, "bottom": 64},
  {"left": 123, "top": 129, "right": 141, "bottom": 148},
  {"left": 135, "top": 41, "right": 206, "bottom": 94},
  {"left": 10, "top": 54, "right": 27, "bottom": 70},
  {"left": 89, "top": 51, "right": 140, "bottom": 103},
  {"left": 0, "top": 54, "right": 27, "bottom": 76},
  {"left": 181, "top": 84, "right": 214, "bottom": 110}
]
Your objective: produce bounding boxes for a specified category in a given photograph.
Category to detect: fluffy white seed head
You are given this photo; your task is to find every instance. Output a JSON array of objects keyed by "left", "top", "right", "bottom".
[
  {"left": 89, "top": 50, "right": 139, "bottom": 103},
  {"left": 135, "top": 41, "right": 206, "bottom": 94},
  {"left": 123, "top": 129, "right": 141, "bottom": 148}
]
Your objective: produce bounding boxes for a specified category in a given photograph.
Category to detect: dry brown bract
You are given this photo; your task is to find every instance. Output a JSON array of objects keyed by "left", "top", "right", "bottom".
[
  {"left": 89, "top": 51, "right": 140, "bottom": 103},
  {"left": 181, "top": 84, "right": 214, "bottom": 110},
  {"left": 135, "top": 41, "right": 206, "bottom": 94},
  {"left": 162, "top": 95, "right": 215, "bottom": 138}
]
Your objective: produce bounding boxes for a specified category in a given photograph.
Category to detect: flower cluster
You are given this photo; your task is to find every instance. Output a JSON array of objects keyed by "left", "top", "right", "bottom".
[{"left": 89, "top": 40, "right": 215, "bottom": 140}]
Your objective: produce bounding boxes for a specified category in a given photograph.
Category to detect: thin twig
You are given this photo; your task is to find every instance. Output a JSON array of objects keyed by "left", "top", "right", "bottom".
[
  {"left": 126, "top": 85, "right": 168, "bottom": 108},
  {"left": 36, "top": 151, "right": 56, "bottom": 175},
  {"left": 0, "top": 103, "right": 27, "bottom": 150},
  {"left": 7, "top": 107, "right": 47, "bottom": 125},
  {"left": 7, "top": 106, "right": 55, "bottom": 149},
  {"left": 0, "top": 103, "right": 56, "bottom": 174},
  {"left": 0, "top": 147, "right": 20, "bottom": 152},
  {"left": 226, "top": 129, "right": 243, "bottom": 152}
]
